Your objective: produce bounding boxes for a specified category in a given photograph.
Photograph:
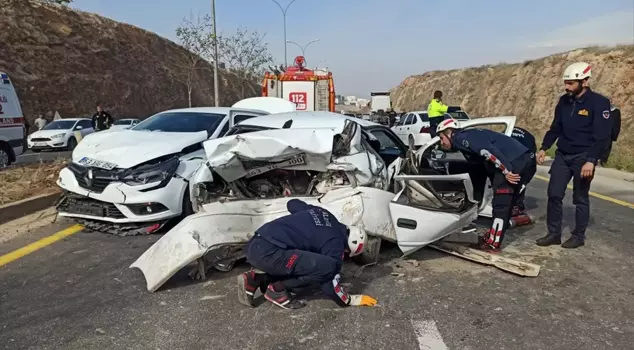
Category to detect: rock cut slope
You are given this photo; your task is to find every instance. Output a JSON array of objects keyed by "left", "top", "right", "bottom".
[
  {"left": 391, "top": 46, "right": 633, "bottom": 156},
  {"left": 0, "top": 0, "right": 258, "bottom": 121}
]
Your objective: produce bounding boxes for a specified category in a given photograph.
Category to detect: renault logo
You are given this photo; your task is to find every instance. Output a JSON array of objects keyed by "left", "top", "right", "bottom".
[{"left": 85, "top": 169, "right": 93, "bottom": 187}]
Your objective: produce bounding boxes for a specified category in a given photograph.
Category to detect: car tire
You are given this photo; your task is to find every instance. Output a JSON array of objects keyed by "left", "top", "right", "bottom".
[
  {"left": 67, "top": 137, "right": 77, "bottom": 151},
  {"left": 0, "top": 144, "right": 11, "bottom": 168},
  {"left": 351, "top": 236, "right": 382, "bottom": 266}
]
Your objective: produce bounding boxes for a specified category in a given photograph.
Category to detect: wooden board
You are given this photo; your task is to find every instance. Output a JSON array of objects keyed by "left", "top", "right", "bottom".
[{"left": 429, "top": 242, "right": 541, "bottom": 277}]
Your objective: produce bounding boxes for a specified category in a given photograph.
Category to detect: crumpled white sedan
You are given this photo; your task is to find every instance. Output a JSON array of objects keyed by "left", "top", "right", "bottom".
[{"left": 131, "top": 111, "right": 518, "bottom": 292}]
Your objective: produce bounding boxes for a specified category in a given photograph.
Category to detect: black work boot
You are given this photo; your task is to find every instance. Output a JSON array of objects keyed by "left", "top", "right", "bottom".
[
  {"left": 536, "top": 234, "right": 561, "bottom": 247},
  {"left": 236, "top": 271, "right": 260, "bottom": 307},
  {"left": 561, "top": 236, "right": 585, "bottom": 249}
]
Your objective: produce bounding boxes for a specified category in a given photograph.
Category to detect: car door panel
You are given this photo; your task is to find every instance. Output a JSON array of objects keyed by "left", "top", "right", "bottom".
[{"left": 389, "top": 173, "right": 479, "bottom": 255}]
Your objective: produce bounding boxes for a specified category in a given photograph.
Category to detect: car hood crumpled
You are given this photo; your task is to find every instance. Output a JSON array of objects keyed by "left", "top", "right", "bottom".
[
  {"left": 72, "top": 130, "right": 208, "bottom": 169},
  {"left": 203, "top": 128, "right": 354, "bottom": 182}
]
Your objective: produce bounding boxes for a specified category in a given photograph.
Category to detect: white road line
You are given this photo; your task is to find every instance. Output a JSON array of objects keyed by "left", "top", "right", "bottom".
[{"left": 411, "top": 320, "right": 448, "bottom": 350}]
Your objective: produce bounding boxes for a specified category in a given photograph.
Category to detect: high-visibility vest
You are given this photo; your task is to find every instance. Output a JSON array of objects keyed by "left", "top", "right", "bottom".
[{"left": 427, "top": 98, "right": 448, "bottom": 118}]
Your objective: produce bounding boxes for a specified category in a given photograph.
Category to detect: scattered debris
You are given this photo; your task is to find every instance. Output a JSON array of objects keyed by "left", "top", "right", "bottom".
[
  {"left": 199, "top": 295, "right": 225, "bottom": 301},
  {"left": 390, "top": 273, "right": 405, "bottom": 277},
  {"left": 429, "top": 242, "right": 541, "bottom": 277},
  {"left": 95, "top": 328, "right": 105, "bottom": 335}
]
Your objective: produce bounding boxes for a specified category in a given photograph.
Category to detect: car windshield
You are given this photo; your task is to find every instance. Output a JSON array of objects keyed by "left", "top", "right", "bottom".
[
  {"left": 132, "top": 112, "right": 225, "bottom": 133},
  {"left": 42, "top": 120, "right": 76, "bottom": 130},
  {"left": 114, "top": 119, "right": 133, "bottom": 125}
]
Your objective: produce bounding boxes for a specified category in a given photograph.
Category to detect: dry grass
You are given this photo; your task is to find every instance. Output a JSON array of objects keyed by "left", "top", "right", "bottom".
[{"left": 0, "top": 159, "right": 67, "bottom": 205}]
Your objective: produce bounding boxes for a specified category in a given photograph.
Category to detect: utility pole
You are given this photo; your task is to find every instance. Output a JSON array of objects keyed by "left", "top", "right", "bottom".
[
  {"left": 212, "top": 0, "right": 219, "bottom": 107},
  {"left": 271, "top": 0, "right": 297, "bottom": 68}
]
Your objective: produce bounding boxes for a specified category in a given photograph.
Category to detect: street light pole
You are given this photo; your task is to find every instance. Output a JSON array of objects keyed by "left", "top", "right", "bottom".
[
  {"left": 270, "top": 0, "right": 297, "bottom": 68},
  {"left": 211, "top": 0, "right": 220, "bottom": 107},
  {"left": 286, "top": 39, "right": 319, "bottom": 57}
]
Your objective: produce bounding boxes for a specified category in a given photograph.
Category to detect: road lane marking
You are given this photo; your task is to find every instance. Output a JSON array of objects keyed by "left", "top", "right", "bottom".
[
  {"left": 411, "top": 320, "right": 448, "bottom": 350},
  {"left": 0, "top": 224, "right": 83, "bottom": 267},
  {"left": 534, "top": 175, "right": 634, "bottom": 209}
]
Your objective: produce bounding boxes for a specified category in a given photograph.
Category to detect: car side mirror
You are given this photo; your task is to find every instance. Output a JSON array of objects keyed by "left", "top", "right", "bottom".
[{"left": 75, "top": 126, "right": 83, "bottom": 130}]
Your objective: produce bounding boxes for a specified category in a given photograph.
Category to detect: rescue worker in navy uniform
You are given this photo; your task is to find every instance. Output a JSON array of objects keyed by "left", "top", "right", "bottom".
[
  {"left": 436, "top": 119, "right": 536, "bottom": 253},
  {"left": 237, "top": 199, "right": 378, "bottom": 309},
  {"left": 510, "top": 127, "right": 537, "bottom": 215},
  {"left": 536, "top": 62, "right": 612, "bottom": 249},
  {"left": 91, "top": 102, "right": 114, "bottom": 132}
]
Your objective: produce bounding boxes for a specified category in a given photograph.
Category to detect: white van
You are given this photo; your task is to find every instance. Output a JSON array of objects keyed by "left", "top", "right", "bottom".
[{"left": 0, "top": 72, "right": 25, "bottom": 168}]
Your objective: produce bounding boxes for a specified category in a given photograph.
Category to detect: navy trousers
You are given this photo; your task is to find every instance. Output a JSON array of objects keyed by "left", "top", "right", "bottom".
[
  {"left": 245, "top": 235, "right": 338, "bottom": 291},
  {"left": 546, "top": 151, "right": 593, "bottom": 240}
]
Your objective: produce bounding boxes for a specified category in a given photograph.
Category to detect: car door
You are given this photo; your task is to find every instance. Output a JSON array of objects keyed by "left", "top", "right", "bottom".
[
  {"left": 388, "top": 173, "right": 480, "bottom": 255},
  {"left": 227, "top": 108, "right": 270, "bottom": 129},
  {"left": 413, "top": 116, "right": 517, "bottom": 216},
  {"left": 395, "top": 114, "right": 410, "bottom": 142},
  {"left": 78, "top": 120, "right": 94, "bottom": 136}
]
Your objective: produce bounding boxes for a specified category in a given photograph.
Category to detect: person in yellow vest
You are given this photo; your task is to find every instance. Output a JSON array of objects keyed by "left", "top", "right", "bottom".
[{"left": 427, "top": 90, "right": 449, "bottom": 137}]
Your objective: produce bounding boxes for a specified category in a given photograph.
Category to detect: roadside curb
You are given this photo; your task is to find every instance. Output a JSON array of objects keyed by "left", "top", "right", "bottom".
[
  {"left": 0, "top": 191, "right": 61, "bottom": 225},
  {"left": 542, "top": 156, "right": 634, "bottom": 182}
]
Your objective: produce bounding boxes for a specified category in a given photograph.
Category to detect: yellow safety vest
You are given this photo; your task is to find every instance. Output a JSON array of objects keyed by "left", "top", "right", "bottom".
[{"left": 427, "top": 98, "right": 448, "bottom": 118}]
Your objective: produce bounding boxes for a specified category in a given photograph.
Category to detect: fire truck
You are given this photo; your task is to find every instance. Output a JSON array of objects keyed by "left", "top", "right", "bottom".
[{"left": 261, "top": 56, "right": 335, "bottom": 112}]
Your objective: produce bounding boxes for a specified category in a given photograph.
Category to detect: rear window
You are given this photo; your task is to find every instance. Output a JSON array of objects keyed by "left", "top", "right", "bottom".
[
  {"left": 448, "top": 112, "right": 470, "bottom": 120},
  {"left": 43, "top": 120, "right": 76, "bottom": 130},
  {"left": 132, "top": 112, "right": 225, "bottom": 133}
]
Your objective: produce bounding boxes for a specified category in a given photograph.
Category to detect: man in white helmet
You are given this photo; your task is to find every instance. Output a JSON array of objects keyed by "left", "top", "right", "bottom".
[
  {"left": 237, "top": 199, "right": 377, "bottom": 309},
  {"left": 535, "top": 62, "right": 612, "bottom": 249},
  {"left": 436, "top": 118, "right": 536, "bottom": 253}
]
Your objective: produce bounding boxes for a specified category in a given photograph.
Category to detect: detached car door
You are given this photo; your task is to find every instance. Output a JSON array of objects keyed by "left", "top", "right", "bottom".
[{"left": 389, "top": 173, "right": 479, "bottom": 255}]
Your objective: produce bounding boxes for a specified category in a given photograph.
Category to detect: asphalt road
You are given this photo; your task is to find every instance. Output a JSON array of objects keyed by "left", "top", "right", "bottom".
[
  {"left": 1, "top": 179, "right": 633, "bottom": 349},
  {"left": 14, "top": 150, "right": 71, "bottom": 166}
]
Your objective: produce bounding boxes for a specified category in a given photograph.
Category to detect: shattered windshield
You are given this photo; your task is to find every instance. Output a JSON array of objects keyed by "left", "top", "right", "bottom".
[{"left": 132, "top": 112, "right": 225, "bottom": 133}]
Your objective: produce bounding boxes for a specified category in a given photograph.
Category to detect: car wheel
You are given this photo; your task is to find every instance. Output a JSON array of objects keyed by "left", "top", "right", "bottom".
[
  {"left": 351, "top": 236, "right": 382, "bottom": 266},
  {"left": 67, "top": 137, "right": 77, "bottom": 151},
  {"left": 0, "top": 146, "right": 10, "bottom": 168}
]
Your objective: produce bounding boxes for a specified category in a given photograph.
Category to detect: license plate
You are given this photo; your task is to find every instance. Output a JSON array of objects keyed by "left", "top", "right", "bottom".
[
  {"left": 33, "top": 142, "right": 47, "bottom": 147},
  {"left": 77, "top": 157, "right": 118, "bottom": 170},
  {"left": 244, "top": 153, "right": 307, "bottom": 178}
]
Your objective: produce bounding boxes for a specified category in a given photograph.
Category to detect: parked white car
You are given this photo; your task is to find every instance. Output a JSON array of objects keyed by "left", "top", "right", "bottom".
[
  {"left": 28, "top": 118, "right": 94, "bottom": 151},
  {"left": 392, "top": 109, "right": 471, "bottom": 148},
  {"left": 56, "top": 99, "right": 296, "bottom": 236},
  {"left": 131, "top": 111, "right": 516, "bottom": 292},
  {"left": 108, "top": 118, "right": 141, "bottom": 131}
]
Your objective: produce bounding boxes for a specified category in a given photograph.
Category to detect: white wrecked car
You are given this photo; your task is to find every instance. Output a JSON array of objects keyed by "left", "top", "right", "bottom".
[
  {"left": 131, "top": 112, "right": 517, "bottom": 292},
  {"left": 56, "top": 97, "right": 296, "bottom": 236}
]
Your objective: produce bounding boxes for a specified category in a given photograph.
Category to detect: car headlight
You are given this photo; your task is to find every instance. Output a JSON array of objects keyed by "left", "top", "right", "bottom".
[
  {"left": 121, "top": 157, "right": 180, "bottom": 186},
  {"left": 51, "top": 133, "right": 65, "bottom": 139}
]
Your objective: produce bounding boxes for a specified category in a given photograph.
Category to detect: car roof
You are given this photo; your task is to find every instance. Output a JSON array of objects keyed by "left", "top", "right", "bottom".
[
  {"left": 238, "top": 111, "right": 380, "bottom": 129},
  {"left": 158, "top": 107, "right": 234, "bottom": 114},
  {"left": 52, "top": 118, "right": 89, "bottom": 121}
]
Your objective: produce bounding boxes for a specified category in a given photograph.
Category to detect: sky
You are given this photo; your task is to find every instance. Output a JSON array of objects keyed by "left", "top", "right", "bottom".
[{"left": 72, "top": 0, "right": 634, "bottom": 97}]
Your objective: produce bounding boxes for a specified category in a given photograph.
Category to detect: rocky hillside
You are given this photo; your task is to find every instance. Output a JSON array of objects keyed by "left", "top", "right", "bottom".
[
  {"left": 0, "top": 0, "right": 258, "bottom": 121},
  {"left": 391, "top": 46, "right": 634, "bottom": 152}
]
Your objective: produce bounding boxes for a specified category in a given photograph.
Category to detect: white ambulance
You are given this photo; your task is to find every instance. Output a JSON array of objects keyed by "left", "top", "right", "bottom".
[{"left": 0, "top": 72, "right": 25, "bottom": 168}]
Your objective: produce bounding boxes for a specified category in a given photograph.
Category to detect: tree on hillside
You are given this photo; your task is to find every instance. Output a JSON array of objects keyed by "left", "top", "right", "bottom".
[
  {"left": 41, "top": 0, "right": 73, "bottom": 4},
  {"left": 168, "top": 14, "right": 215, "bottom": 107},
  {"left": 216, "top": 27, "right": 274, "bottom": 99}
]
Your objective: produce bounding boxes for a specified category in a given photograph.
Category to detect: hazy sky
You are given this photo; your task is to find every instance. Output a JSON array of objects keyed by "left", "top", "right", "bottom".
[{"left": 72, "top": 0, "right": 634, "bottom": 97}]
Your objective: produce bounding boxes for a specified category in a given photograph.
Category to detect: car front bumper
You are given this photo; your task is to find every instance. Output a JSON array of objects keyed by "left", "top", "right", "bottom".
[
  {"left": 28, "top": 138, "right": 67, "bottom": 150},
  {"left": 56, "top": 166, "right": 187, "bottom": 223}
]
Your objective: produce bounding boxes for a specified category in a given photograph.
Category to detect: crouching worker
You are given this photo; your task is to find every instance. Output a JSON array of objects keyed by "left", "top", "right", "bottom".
[
  {"left": 436, "top": 119, "right": 536, "bottom": 253},
  {"left": 237, "top": 198, "right": 378, "bottom": 310}
]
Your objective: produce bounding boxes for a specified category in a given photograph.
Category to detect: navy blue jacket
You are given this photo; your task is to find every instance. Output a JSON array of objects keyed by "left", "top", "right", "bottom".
[
  {"left": 511, "top": 127, "right": 537, "bottom": 153},
  {"left": 541, "top": 89, "right": 612, "bottom": 164},
  {"left": 452, "top": 128, "right": 530, "bottom": 174},
  {"left": 256, "top": 199, "right": 349, "bottom": 305}
]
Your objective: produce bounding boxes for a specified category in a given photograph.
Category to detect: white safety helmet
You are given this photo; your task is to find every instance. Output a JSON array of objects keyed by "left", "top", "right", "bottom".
[
  {"left": 436, "top": 117, "right": 461, "bottom": 134},
  {"left": 347, "top": 226, "right": 367, "bottom": 257},
  {"left": 563, "top": 62, "right": 591, "bottom": 81}
]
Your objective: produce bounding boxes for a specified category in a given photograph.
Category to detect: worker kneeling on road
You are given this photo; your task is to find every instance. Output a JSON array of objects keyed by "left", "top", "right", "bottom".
[
  {"left": 237, "top": 199, "right": 378, "bottom": 310},
  {"left": 437, "top": 119, "right": 536, "bottom": 253}
]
